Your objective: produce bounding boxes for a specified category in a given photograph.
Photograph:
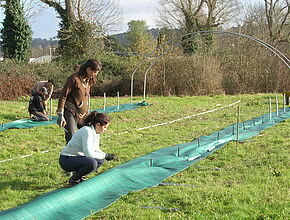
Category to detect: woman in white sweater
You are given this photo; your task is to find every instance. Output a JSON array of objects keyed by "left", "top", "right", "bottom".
[{"left": 59, "top": 111, "right": 115, "bottom": 186}]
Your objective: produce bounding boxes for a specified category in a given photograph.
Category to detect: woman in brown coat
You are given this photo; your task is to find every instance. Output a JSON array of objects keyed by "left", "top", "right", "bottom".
[{"left": 56, "top": 59, "right": 102, "bottom": 143}]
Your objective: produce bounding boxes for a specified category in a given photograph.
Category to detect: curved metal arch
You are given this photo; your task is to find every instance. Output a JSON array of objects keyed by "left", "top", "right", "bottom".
[
  {"left": 130, "top": 32, "right": 197, "bottom": 103},
  {"left": 129, "top": 30, "right": 290, "bottom": 101}
]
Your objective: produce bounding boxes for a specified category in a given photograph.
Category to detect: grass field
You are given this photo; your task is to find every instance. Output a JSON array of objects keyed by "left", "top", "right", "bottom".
[{"left": 0, "top": 94, "right": 289, "bottom": 219}]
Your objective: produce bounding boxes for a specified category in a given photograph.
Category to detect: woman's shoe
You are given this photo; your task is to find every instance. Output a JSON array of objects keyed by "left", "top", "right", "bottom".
[
  {"left": 79, "top": 176, "right": 87, "bottom": 182},
  {"left": 68, "top": 176, "right": 79, "bottom": 186},
  {"left": 68, "top": 172, "right": 82, "bottom": 186}
]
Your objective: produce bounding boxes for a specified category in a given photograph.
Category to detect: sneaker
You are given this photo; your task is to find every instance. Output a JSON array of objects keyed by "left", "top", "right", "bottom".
[
  {"left": 67, "top": 172, "right": 73, "bottom": 177},
  {"left": 68, "top": 176, "right": 80, "bottom": 187},
  {"left": 79, "top": 176, "right": 87, "bottom": 182}
]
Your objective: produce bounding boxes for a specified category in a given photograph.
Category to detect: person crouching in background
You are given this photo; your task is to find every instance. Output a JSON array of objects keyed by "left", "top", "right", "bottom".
[
  {"left": 31, "top": 79, "right": 54, "bottom": 112},
  {"left": 28, "top": 87, "right": 50, "bottom": 121}
]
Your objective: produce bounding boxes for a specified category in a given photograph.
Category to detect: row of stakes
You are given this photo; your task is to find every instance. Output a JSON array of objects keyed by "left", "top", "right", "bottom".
[
  {"left": 47, "top": 92, "right": 124, "bottom": 118},
  {"left": 1, "top": 94, "right": 289, "bottom": 140},
  {"left": 147, "top": 94, "right": 289, "bottom": 167}
]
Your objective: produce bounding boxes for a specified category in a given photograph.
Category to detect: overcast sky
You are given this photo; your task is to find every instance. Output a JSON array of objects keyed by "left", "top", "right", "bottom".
[{"left": 29, "top": 0, "right": 158, "bottom": 39}]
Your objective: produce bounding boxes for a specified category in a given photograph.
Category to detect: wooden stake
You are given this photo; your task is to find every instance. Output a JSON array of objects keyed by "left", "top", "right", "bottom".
[
  {"left": 103, "top": 93, "right": 106, "bottom": 110},
  {"left": 276, "top": 95, "right": 279, "bottom": 116},
  {"left": 117, "top": 91, "right": 120, "bottom": 110},
  {"left": 236, "top": 106, "right": 240, "bottom": 144},
  {"left": 269, "top": 97, "right": 272, "bottom": 119}
]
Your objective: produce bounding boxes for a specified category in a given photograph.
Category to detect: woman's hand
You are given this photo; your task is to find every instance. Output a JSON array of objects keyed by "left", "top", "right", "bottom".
[
  {"left": 57, "top": 112, "right": 66, "bottom": 127},
  {"left": 105, "top": 153, "right": 116, "bottom": 161}
]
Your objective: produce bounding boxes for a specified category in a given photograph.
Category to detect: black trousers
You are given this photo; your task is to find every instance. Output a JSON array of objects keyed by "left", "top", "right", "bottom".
[
  {"left": 30, "top": 111, "right": 50, "bottom": 121},
  {"left": 59, "top": 155, "right": 105, "bottom": 177}
]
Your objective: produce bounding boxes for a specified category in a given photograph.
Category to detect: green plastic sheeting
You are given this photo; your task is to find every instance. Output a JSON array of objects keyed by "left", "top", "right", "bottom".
[
  {"left": 0, "top": 116, "right": 57, "bottom": 132},
  {"left": 95, "top": 101, "right": 150, "bottom": 114},
  {"left": 0, "top": 108, "right": 289, "bottom": 219},
  {"left": 0, "top": 102, "right": 149, "bottom": 132}
]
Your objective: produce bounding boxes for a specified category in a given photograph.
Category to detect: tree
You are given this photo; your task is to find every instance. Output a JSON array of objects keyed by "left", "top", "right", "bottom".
[
  {"left": 40, "top": 0, "right": 122, "bottom": 58},
  {"left": 156, "top": 0, "right": 241, "bottom": 54},
  {"left": 0, "top": 0, "right": 45, "bottom": 19},
  {"left": 1, "top": 0, "right": 32, "bottom": 62},
  {"left": 264, "top": 0, "right": 289, "bottom": 45},
  {"left": 126, "top": 20, "right": 156, "bottom": 57},
  {"left": 157, "top": 0, "right": 241, "bottom": 31},
  {"left": 22, "top": 0, "right": 46, "bottom": 19},
  {"left": 243, "top": 0, "right": 289, "bottom": 46},
  {"left": 104, "top": 35, "right": 125, "bottom": 52}
]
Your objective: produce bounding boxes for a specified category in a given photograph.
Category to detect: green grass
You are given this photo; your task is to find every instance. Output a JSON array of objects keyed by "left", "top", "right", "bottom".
[{"left": 0, "top": 94, "right": 289, "bottom": 219}]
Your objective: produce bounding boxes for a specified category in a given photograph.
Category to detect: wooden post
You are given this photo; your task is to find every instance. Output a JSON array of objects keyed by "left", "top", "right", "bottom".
[
  {"left": 276, "top": 95, "right": 279, "bottom": 116},
  {"left": 49, "top": 98, "right": 52, "bottom": 118},
  {"left": 236, "top": 106, "right": 240, "bottom": 144},
  {"left": 117, "top": 91, "right": 120, "bottom": 110},
  {"left": 103, "top": 93, "right": 106, "bottom": 110},
  {"left": 269, "top": 97, "right": 272, "bottom": 119},
  {"left": 283, "top": 93, "right": 286, "bottom": 113}
]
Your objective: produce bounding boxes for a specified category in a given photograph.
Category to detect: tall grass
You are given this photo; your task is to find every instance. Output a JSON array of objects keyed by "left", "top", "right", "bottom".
[{"left": 0, "top": 94, "right": 289, "bottom": 219}]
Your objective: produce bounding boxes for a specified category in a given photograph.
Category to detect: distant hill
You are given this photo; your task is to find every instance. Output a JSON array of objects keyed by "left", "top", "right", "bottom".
[
  {"left": 111, "top": 28, "right": 160, "bottom": 46},
  {"left": 31, "top": 28, "right": 160, "bottom": 50},
  {"left": 32, "top": 38, "right": 58, "bottom": 49}
]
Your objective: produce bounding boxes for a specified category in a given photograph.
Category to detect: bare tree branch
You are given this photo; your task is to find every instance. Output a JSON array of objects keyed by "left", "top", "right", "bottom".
[
  {"left": 157, "top": 0, "right": 240, "bottom": 32},
  {"left": 244, "top": 0, "right": 289, "bottom": 45},
  {"left": 40, "top": 0, "right": 122, "bottom": 35},
  {"left": 0, "top": 0, "right": 47, "bottom": 20}
]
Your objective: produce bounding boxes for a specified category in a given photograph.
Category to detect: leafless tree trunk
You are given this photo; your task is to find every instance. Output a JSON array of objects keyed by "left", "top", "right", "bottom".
[
  {"left": 243, "top": 0, "right": 289, "bottom": 45},
  {"left": 264, "top": 0, "right": 290, "bottom": 44}
]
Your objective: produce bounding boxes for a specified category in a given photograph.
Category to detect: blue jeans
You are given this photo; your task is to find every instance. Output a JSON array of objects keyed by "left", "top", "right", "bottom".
[
  {"left": 64, "top": 109, "right": 84, "bottom": 144},
  {"left": 59, "top": 155, "right": 105, "bottom": 177}
]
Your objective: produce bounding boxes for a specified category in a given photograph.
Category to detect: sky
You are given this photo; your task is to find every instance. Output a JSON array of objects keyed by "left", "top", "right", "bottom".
[
  {"left": 29, "top": 0, "right": 158, "bottom": 39},
  {"left": 0, "top": 0, "right": 259, "bottom": 39}
]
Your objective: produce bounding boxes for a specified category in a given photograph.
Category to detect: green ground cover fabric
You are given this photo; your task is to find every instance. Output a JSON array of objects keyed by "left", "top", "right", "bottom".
[
  {"left": 0, "top": 102, "right": 149, "bottom": 132},
  {"left": 0, "top": 108, "right": 289, "bottom": 220},
  {"left": 0, "top": 116, "right": 57, "bottom": 132}
]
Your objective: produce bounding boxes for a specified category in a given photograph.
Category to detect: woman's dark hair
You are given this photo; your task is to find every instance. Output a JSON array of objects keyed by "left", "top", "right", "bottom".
[
  {"left": 74, "top": 64, "right": 80, "bottom": 72},
  {"left": 84, "top": 111, "right": 109, "bottom": 126},
  {"left": 48, "top": 79, "right": 54, "bottom": 85},
  {"left": 79, "top": 59, "right": 102, "bottom": 77}
]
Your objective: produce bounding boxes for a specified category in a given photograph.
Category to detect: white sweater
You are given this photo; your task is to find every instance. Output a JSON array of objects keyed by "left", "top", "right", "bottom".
[{"left": 60, "top": 125, "right": 106, "bottom": 159}]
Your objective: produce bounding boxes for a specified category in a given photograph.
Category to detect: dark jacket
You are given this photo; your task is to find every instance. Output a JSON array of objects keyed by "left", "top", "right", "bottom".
[{"left": 28, "top": 93, "right": 45, "bottom": 113}]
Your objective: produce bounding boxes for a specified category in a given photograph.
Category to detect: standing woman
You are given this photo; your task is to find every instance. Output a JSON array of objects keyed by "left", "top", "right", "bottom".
[
  {"left": 59, "top": 111, "right": 115, "bottom": 186},
  {"left": 56, "top": 59, "right": 102, "bottom": 143}
]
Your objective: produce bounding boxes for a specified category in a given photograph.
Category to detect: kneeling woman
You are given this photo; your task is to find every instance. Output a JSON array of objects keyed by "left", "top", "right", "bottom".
[{"left": 59, "top": 111, "right": 115, "bottom": 186}]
